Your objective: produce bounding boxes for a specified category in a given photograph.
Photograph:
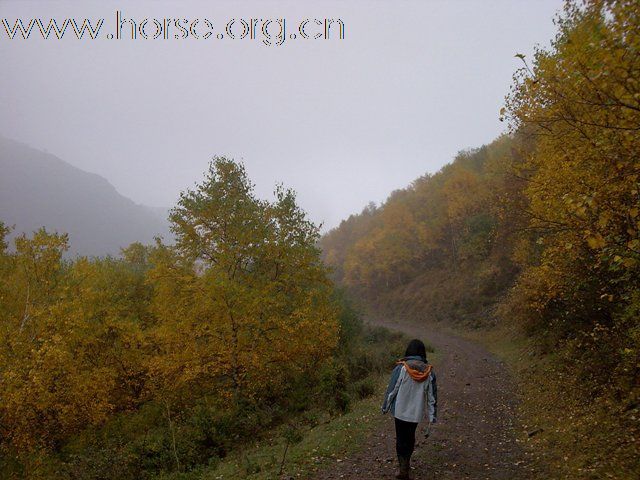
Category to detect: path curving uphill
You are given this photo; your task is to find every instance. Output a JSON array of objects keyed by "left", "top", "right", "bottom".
[{"left": 312, "top": 322, "right": 538, "bottom": 480}]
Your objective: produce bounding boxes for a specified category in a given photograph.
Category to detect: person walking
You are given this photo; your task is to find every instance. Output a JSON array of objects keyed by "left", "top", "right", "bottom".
[{"left": 382, "top": 339, "right": 437, "bottom": 479}]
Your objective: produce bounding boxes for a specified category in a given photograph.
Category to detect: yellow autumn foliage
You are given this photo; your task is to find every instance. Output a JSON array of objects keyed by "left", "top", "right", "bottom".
[{"left": 0, "top": 158, "right": 339, "bottom": 458}]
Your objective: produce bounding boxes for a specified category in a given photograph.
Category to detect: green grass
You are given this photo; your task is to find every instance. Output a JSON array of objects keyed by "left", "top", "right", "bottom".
[{"left": 153, "top": 376, "right": 390, "bottom": 480}]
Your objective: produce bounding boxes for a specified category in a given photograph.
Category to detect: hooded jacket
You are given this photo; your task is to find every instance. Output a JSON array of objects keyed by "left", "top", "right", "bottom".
[{"left": 381, "top": 355, "right": 437, "bottom": 424}]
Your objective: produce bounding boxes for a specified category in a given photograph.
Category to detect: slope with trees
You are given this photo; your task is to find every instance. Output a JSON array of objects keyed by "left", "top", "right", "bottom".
[
  {"left": 0, "top": 158, "right": 402, "bottom": 479},
  {"left": 321, "top": 0, "right": 639, "bottom": 476}
]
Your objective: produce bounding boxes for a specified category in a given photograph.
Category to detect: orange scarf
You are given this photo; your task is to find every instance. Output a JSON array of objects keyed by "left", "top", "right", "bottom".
[{"left": 397, "top": 360, "right": 432, "bottom": 383}]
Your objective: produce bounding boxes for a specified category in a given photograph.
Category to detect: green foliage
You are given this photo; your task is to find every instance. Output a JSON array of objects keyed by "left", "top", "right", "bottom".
[
  {"left": 332, "top": 289, "right": 364, "bottom": 351},
  {"left": 353, "top": 378, "right": 377, "bottom": 400}
]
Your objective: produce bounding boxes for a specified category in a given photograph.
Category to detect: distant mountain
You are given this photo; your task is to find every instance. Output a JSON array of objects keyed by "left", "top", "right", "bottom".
[{"left": 0, "top": 136, "right": 172, "bottom": 257}]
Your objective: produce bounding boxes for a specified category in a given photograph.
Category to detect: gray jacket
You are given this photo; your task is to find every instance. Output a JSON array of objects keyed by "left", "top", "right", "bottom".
[{"left": 381, "top": 356, "right": 437, "bottom": 423}]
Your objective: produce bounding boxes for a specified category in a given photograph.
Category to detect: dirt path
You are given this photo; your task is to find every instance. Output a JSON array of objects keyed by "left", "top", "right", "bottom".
[{"left": 311, "top": 322, "right": 538, "bottom": 479}]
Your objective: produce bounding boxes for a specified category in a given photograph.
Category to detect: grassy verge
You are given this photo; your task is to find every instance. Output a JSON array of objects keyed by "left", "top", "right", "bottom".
[
  {"left": 162, "top": 375, "right": 390, "bottom": 480},
  {"left": 468, "top": 323, "right": 639, "bottom": 480}
]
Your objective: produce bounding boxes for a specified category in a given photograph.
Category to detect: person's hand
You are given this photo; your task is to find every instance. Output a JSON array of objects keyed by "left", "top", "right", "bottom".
[{"left": 422, "top": 422, "right": 431, "bottom": 439}]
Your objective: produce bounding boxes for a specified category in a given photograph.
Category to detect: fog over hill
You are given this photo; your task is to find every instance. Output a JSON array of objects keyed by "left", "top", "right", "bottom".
[{"left": 0, "top": 136, "right": 171, "bottom": 257}]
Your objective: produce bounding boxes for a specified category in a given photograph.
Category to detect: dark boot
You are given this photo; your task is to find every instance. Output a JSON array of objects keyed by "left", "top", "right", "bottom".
[{"left": 395, "top": 456, "right": 413, "bottom": 479}]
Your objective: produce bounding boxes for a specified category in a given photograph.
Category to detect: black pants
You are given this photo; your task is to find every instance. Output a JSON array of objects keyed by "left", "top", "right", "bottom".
[{"left": 394, "top": 417, "right": 418, "bottom": 458}]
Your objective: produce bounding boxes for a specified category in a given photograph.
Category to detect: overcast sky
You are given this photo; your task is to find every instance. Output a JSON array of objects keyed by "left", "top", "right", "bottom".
[{"left": 0, "top": 0, "right": 562, "bottom": 230}]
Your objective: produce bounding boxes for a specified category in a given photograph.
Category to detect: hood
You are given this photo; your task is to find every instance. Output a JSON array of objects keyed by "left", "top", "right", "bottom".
[{"left": 397, "top": 356, "right": 432, "bottom": 383}]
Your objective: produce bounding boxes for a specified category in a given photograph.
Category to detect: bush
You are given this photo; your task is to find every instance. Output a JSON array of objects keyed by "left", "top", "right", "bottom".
[{"left": 354, "top": 378, "right": 377, "bottom": 400}]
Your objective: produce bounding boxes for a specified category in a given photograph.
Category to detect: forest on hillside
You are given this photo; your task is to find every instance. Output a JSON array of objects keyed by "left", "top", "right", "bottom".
[
  {"left": 322, "top": 0, "right": 639, "bottom": 476},
  {"left": 0, "top": 159, "right": 404, "bottom": 478}
]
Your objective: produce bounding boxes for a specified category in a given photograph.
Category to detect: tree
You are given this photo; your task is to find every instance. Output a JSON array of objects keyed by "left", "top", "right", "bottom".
[
  {"left": 501, "top": 2, "right": 639, "bottom": 471},
  {"left": 151, "top": 158, "right": 339, "bottom": 401}
]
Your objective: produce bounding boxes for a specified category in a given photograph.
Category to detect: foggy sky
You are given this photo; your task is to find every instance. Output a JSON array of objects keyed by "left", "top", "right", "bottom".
[{"left": 0, "top": 0, "right": 562, "bottom": 231}]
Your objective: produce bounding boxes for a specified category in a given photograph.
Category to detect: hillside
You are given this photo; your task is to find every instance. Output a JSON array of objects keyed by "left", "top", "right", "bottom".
[
  {"left": 0, "top": 136, "right": 171, "bottom": 256},
  {"left": 321, "top": 134, "right": 525, "bottom": 326},
  {"left": 320, "top": 1, "right": 640, "bottom": 476}
]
